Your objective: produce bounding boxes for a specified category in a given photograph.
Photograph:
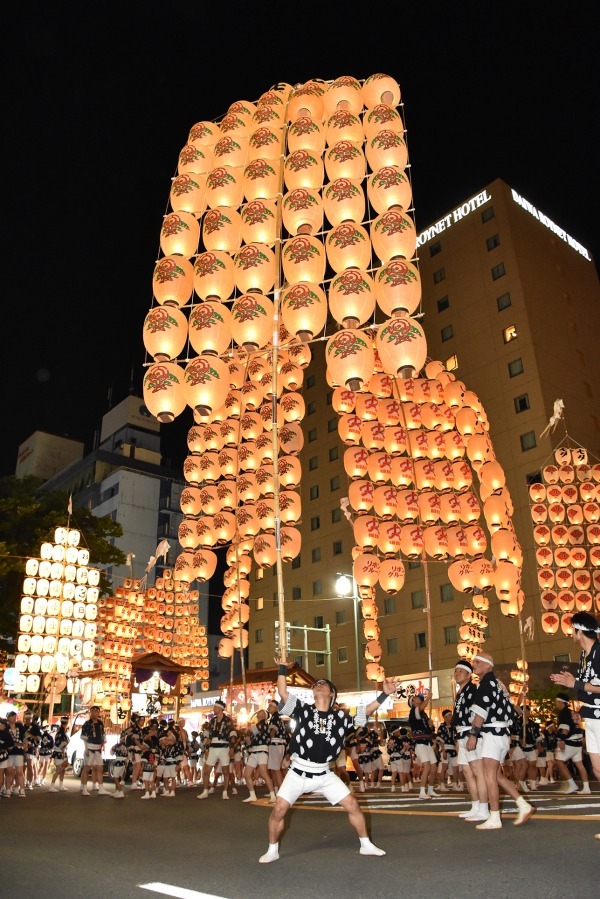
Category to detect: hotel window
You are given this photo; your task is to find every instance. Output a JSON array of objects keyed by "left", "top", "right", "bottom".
[
  {"left": 387, "top": 637, "right": 399, "bottom": 654},
  {"left": 331, "top": 507, "right": 342, "bottom": 523},
  {"left": 255, "top": 661, "right": 264, "bottom": 670},
  {"left": 327, "top": 418, "right": 337, "bottom": 432},
  {"left": 309, "top": 485, "right": 319, "bottom": 500},
  {"left": 308, "top": 428, "right": 317, "bottom": 442},
  {"left": 525, "top": 470, "right": 542, "bottom": 486},
  {"left": 491, "top": 262, "right": 506, "bottom": 280},
  {"left": 330, "top": 475, "right": 341, "bottom": 491},
  {"left": 293, "top": 655, "right": 303, "bottom": 666},
  {"left": 497, "top": 292, "right": 512, "bottom": 311},
  {"left": 430, "top": 241, "right": 442, "bottom": 257},
  {"left": 312, "top": 547, "right": 321, "bottom": 563},
  {"left": 307, "top": 401, "right": 316, "bottom": 415},
  {"left": 313, "top": 579, "right": 322, "bottom": 596},
  {"left": 326, "top": 391, "right": 333, "bottom": 405},
  {"left": 408, "top": 559, "right": 421, "bottom": 570},
  {"left": 503, "top": 324, "right": 518, "bottom": 343},
  {"left": 384, "top": 596, "right": 396, "bottom": 614},
  {"left": 508, "top": 358, "right": 524, "bottom": 377},
  {"left": 338, "top": 646, "right": 349, "bottom": 663},
  {"left": 333, "top": 540, "right": 343, "bottom": 555},
  {"left": 414, "top": 632, "right": 427, "bottom": 650},
  {"left": 486, "top": 233, "right": 500, "bottom": 251},
  {"left": 255, "top": 628, "right": 264, "bottom": 644},
  {"left": 444, "top": 625, "right": 458, "bottom": 645},
  {"left": 315, "top": 653, "right": 325, "bottom": 667},
  {"left": 292, "top": 586, "right": 301, "bottom": 600},
  {"left": 520, "top": 431, "right": 537, "bottom": 452},
  {"left": 309, "top": 455, "right": 318, "bottom": 471},
  {"left": 336, "top": 610, "right": 346, "bottom": 625},
  {"left": 272, "top": 591, "right": 277, "bottom": 606},
  {"left": 554, "top": 653, "right": 571, "bottom": 663},
  {"left": 314, "top": 615, "right": 324, "bottom": 629},
  {"left": 437, "top": 295, "right": 450, "bottom": 312},
  {"left": 445, "top": 354, "right": 458, "bottom": 371},
  {"left": 440, "top": 583, "right": 454, "bottom": 603},
  {"left": 306, "top": 374, "right": 316, "bottom": 388},
  {"left": 329, "top": 446, "right": 339, "bottom": 461},
  {"left": 441, "top": 324, "right": 454, "bottom": 342},
  {"left": 292, "top": 554, "right": 301, "bottom": 569},
  {"left": 255, "top": 568, "right": 264, "bottom": 581},
  {"left": 411, "top": 589, "right": 425, "bottom": 609},
  {"left": 514, "top": 393, "right": 530, "bottom": 413},
  {"left": 481, "top": 206, "right": 495, "bottom": 222},
  {"left": 311, "top": 516, "right": 320, "bottom": 530},
  {"left": 256, "top": 596, "right": 264, "bottom": 610},
  {"left": 433, "top": 267, "right": 446, "bottom": 284},
  {"left": 292, "top": 619, "right": 302, "bottom": 628}
]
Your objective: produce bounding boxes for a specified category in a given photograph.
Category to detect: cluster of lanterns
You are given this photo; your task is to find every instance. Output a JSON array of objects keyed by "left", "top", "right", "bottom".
[
  {"left": 9, "top": 527, "right": 100, "bottom": 696},
  {"left": 530, "top": 446, "right": 600, "bottom": 636},
  {"left": 141, "top": 73, "right": 527, "bottom": 681},
  {"left": 508, "top": 658, "right": 529, "bottom": 700}
]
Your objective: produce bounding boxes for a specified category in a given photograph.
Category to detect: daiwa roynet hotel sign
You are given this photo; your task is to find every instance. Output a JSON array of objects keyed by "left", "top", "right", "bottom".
[{"left": 417, "top": 187, "right": 591, "bottom": 261}]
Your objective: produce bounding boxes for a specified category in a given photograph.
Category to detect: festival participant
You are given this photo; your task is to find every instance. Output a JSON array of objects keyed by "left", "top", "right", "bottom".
[
  {"left": 436, "top": 709, "right": 459, "bottom": 791},
  {"left": 258, "top": 659, "right": 396, "bottom": 864},
  {"left": 126, "top": 713, "right": 144, "bottom": 790},
  {"left": 267, "top": 698, "right": 287, "bottom": 791},
  {"left": 48, "top": 716, "right": 70, "bottom": 792},
  {"left": 5, "top": 710, "right": 27, "bottom": 798},
  {"left": 344, "top": 729, "right": 364, "bottom": 792},
  {"left": 452, "top": 660, "right": 486, "bottom": 820},
  {"left": 175, "top": 718, "right": 193, "bottom": 787},
  {"left": 188, "top": 731, "right": 203, "bottom": 784},
  {"left": 466, "top": 652, "right": 536, "bottom": 829},
  {"left": 538, "top": 719, "right": 558, "bottom": 784},
  {"left": 356, "top": 727, "right": 374, "bottom": 791},
  {"left": 38, "top": 724, "right": 54, "bottom": 786},
  {"left": 23, "top": 711, "right": 42, "bottom": 789},
  {"left": 197, "top": 700, "right": 237, "bottom": 800},
  {"left": 243, "top": 709, "right": 277, "bottom": 803},
  {"left": 550, "top": 693, "right": 591, "bottom": 794},
  {"left": 551, "top": 610, "right": 600, "bottom": 814},
  {"left": 111, "top": 733, "right": 129, "bottom": 798},
  {"left": 159, "top": 729, "right": 179, "bottom": 797},
  {"left": 0, "top": 717, "right": 13, "bottom": 798},
  {"left": 387, "top": 728, "right": 406, "bottom": 793},
  {"left": 408, "top": 693, "right": 439, "bottom": 799},
  {"left": 80, "top": 706, "right": 109, "bottom": 796},
  {"left": 367, "top": 723, "right": 385, "bottom": 789},
  {"left": 140, "top": 741, "right": 158, "bottom": 799},
  {"left": 518, "top": 706, "right": 541, "bottom": 791}
]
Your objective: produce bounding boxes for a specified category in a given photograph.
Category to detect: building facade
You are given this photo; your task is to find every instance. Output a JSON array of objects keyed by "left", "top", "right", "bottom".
[{"left": 247, "top": 178, "right": 600, "bottom": 696}]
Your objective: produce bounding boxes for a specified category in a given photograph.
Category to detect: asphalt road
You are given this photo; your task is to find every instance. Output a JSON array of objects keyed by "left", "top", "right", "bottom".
[{"left": 1, "top": 778, "right": 598, "bottom": 899}]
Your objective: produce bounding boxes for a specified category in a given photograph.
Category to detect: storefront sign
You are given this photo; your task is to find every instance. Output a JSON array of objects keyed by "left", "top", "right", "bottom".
[{"left": 416, "top": 190, "right": 492, "bottom": 246}]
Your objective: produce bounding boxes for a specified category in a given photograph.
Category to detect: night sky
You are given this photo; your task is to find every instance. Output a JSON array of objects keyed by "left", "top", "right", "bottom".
[{"left": 4, "top": 2, "right": 598, "bottom": 477}]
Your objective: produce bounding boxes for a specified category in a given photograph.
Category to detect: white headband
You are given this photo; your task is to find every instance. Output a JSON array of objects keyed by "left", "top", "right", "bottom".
[
  {"left": 572, "top": 622, "right": 600, "bottom": 635},
  {"left": 474, "top": 654, "right": 494, "bottom": 666},
  {"left": 455, "top": 663, "right": 473, "bottom": 673}
]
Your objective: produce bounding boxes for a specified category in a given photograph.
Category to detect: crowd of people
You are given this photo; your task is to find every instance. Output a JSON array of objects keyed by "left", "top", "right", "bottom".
[{"left": 1, "top": 610, "right": 598, "bottom": 853}]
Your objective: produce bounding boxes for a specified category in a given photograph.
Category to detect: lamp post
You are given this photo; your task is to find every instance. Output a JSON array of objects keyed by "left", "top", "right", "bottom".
[{"left": 335, "top": 574, "right": 361, "bottom": 694}]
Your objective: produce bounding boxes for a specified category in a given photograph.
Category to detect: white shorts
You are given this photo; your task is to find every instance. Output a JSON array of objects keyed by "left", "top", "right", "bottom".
[
  {"left": 84, "top": 747, "right": 103, "bottom": 768},
  {"left": 583, "top": 718, "right": 600, "bottom": 756},
  {"left": 278, "top": 766, "right": 350, "bottom": 806},
  {"left": 163, "top": 763, "right": 177, "bottom": 777},
  {"left": 246, "top": 751, "right": 269, "bottom": 769},
  {"left": 156, "top": 764, "right": 166, "bottom": 777},
  {"left": 7, "top": 755, "right": 25, "bottom": 768},
  {"left": 446, "top": 754, "right": 459, "bottom": 772},
  {"left": 360, "top": 759, "right": 374, "bottom": 774},
  {"left": 481, "top": 732, "right": 510, "bottom": 763},
  {"left": 390, "top": 759, "right": 409, "bottom": 773},
  {"left": 555, "top": 743, "right": 583, "bottom": 763},
  {"left": 336, "top": 750, "right": 347, "bottom": 767},
  {"left": 456, "top": 735, "right": 482, "bottom": 765},
  {"left": 142, "top": 771, "right": 155, "bottom": 783},
  {"left": 414, "top": 743, "right": 437, "bottom": 765},
  {"left": 373, "top": 756, "right": 384, "bottom": 770},
  {"left": 536, "top": 757, "right": 548, "bottom": 768},
  {"left": 0, "top": 759, "right": 9, "bottom": 769},
  {"left": 206, "top": 746, "right": 231, "bottom": 769},
  {"left": 511, "top": 745, "right": 525, "bottom": 761},
  {"left": 268, "top": 743, "right": 286, "bottom": 769}
]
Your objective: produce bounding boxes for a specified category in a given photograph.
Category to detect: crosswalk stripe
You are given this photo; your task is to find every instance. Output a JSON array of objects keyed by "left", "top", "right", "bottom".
[{"left": 139, "top": 883, "right": 228, "bottom": 899}]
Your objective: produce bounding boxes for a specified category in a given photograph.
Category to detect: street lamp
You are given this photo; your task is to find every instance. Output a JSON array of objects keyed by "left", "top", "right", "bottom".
[{"left": 335, "top": 574, "right": 361, "bottom": 694}]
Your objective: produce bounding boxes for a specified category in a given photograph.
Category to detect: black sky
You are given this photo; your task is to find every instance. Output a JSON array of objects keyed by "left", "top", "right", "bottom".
[{"left": 3, "top": 2, "right": 598, "bottom": 477}]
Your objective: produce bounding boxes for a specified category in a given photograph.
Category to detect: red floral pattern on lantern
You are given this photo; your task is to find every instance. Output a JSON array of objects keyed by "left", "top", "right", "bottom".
[
  {"left": 207, "top": 167, "right": 234, "bottom": 190},
  {"left": 145, "top": 308, "right": 178, "bottom": 333},
  {"left": 145, "top": 365, "right": 178, "bottom": 393},
  {"left": 328, "top": 140, "right": 361, "bottom": 164},
  {"left": 186, "top": 357, "right": 219, "bottom": 386},
  {"left": 236, "top": 245, "right": 269, "bottom": 271},
  {"left": 373, "top": 166, "right": 408, "bottom": 190},
  {"left": 289, "top": 117, "right": 320, "bottom": 138},
  {"left": 243, "top": 200, "right": 274, "bottom": 225},
  {"left": 250, "top": 128, "right": 279, "bottom": 150},
  {"left": 329, "top": 223, "right": 366, "bottom": 250},
  {"left": 287, "top": 150, "right": 318, "bottom": 173},
  {"left": 368, "top": 104, "right": 401, "bottom": 127},
  {"left": 327, "top": 178, "right": 360, "bottom": 203},
  {"left": 194, "top": 252, "right": 226, "bottom": 278},
  {"left": 155, "top": 258, "right": 185, "bottom": 283},
  {"left": 233, "top": 294, "right": 267, "bottom": 323},
  {"left": 377, "top": 210, "right": 411, "bottom": 237},
  {"left": 285, "top": 236, "right": 319, "bottom": 265},
  {"left": 330, "top": 330, "right": 369, "bottom": 360},
  {"left": 190, "top": 304, "right": 226, "bottom": 330},
  {"left": 172, "top": 174, "right": 201, "bottom": 196},
  {"left": 285, "top": 283, "right": 319, "bottom": 310},
  {"left": 162, "top": 213, "right": 190, "bottom": 238},
  {"left": 380, "top": 316, "right": 421, "bottom": 346},
  {"left": 189, "top": 123, "right": 213, "bottom": 142},
  {"left": 329, "top": 109, "right": 359, "bottom": 130},
  {"left": 203, "top": 209, "right": 233, "bottom": 235},
  {"left": 219, "top": 115, "right": 245, "bottom": 135},
  {"left": 285, "top": 188, "right": 316, "bottom": 211},
  {"left": 333, "top": 269, "right": 370, "bottom": 295},
  {"left": 245, "top": 160, "right": 277, "bottom": 181}
]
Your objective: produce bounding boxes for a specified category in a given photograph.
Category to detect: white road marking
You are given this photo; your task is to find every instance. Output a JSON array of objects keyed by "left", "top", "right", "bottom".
[{"left": 139, "top": 883, "right": 228, "bottom": 899}]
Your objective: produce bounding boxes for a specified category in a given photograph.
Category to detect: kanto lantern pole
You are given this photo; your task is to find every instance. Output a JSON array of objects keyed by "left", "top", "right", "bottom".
[{"left": 272, "top": 114, "right": 289, "bottom": 663}]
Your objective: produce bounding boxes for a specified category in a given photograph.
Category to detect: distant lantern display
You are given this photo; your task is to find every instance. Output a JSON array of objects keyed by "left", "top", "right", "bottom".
[{"left": 140, "top": 73, "right": 531, "bottom": 685}]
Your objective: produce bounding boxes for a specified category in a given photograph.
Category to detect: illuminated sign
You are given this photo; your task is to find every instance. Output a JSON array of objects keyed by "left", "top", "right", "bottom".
[
  {"left": 417, "top": 190, "right": 492, "bottom": 247},
  {"left": 511, "top": 189, "right": 591, "bottom": 260}
]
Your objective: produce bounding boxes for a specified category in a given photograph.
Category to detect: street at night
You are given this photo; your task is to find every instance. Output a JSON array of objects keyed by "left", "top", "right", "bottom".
[{"left": 2, "top": 777, "right": 598, "bottom": 899}]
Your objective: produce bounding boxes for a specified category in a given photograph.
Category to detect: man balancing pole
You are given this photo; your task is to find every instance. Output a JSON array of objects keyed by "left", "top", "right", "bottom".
[{"left": 258, "top": 657, "right": 398, "bottom": 864}]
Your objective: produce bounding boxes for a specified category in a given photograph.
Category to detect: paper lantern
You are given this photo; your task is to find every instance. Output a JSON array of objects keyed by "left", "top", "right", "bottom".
[
  {"left": 160, "top": 211, "right": 200, "bottom": 258},
  {"left": 362, "top": 74, "right": 401, "bottom": 109},
  {"left": 423, "top": 525, "right": 449, "bottom": 559},
  {"left": 230, "top": 292, "right": 274, "bottom": 351},
  {"left": 287, "top": 81, "right": 325, "bottom": 121},
  {"left": 243, "top": 158, "right": 280, "bottom": 201},
  {"left": 375, "top": 316, "right": 426, "bottom": 378},
  {"left": 183, "top": 356, "right": 229, "bottom": 417},
  {"left": 284, "top": 149, "right": 324, "bottom": 190},
  {"left": 202, "top": 206, "right": 242, "bottom": 254},
  {"left": 324, "top": 139, "right": 365, "bottom": 181},
  {"left": 494, "top": 560, "right": 520, "bottom": 595},
  {"left": 282, "top": 235, "right": 326, "bottom": 284},
  {"left": 143, "top": 363, "right": 187, "bottom": 423},
  {"left": 368, "top": 166, "right": 412, "bottom": 213},
  {"left": 152, "top": 256, "right": 194, "bottom": 308},
  {"left": 178, "top": 142, "right": 213, "bottom": 177},
  {"left": 326, "top": 222, "right": 371, "bottom": 272},
  {"left": 328, "top": 269, "right": 375, "bottom": 329},
  {"left": 448, "top": 560, "right": 475, "bottom": 593},
  {"left": 377, "top": 558, "right": 406, "bottom": 594},
  {"left": 193, "top": 250, "right": 235, "bottom": 301},
  {"left": 353, "top": 515, "right": 380, "bottom": 551},
  {"left": 287, "top": 116, "right": 326, "bottom": 154},
  {"left": 371, "top": 210, "right": 417, "bottom": 262},
  {"left": 169, "top": 173, "right": 207, "bottom": 216},
  {"left": 234, "top": 243, "right": 276, "bottom": 295},
  {"left": 353, "top": 553, "right": 381, "bottom": 590},
  {"left": 324, "top": 76, "right": 364, "bottom": 117},
  {"left": 377, "top": 520, "right": 403, "bottom": 556},
  {"left": 363, "top": 103, "right": 405, "bottom": 140},
  {"left": 326, "top": 329, "right": 375, "bottom": 391},
  {"left": 282, "top": 187, "right": 323, "bottom": 236},
  {"left": 541, "top": 612, "right": 560, "bottom": 635},
  {"left": 206, "top": 165, "right": 244, "bottom": 208},
  {"left": 323, "top": 177, "right": 365, "bottom": 227},
  {"left": 281, "top": 282, "right": 328, "bottom": 341}
]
